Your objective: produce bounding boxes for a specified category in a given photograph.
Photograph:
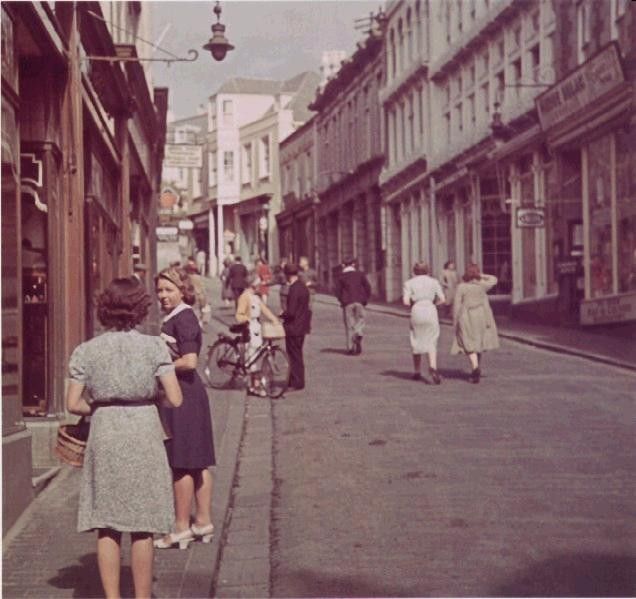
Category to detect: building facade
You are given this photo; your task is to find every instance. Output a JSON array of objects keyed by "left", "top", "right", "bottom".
[
  {"left": 310, "top": 24, "right": 386, "bottom": 295},
  {"left": 1, "top": 1, "right": 167, "bottom": 534},
  {"left": 204, "top": 73, "right": 318, "bottom": 273},
  {"left": 276, "top": 117, "right": 318, "bottom": 264}
]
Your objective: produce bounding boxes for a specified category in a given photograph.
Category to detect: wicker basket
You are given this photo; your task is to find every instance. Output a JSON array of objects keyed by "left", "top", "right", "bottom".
[
  {"left": 262, "top": 322, "right": 285, "bottom": 339},
  {"left": 55, "top": 422, "right": 87, "bottom": 467}
]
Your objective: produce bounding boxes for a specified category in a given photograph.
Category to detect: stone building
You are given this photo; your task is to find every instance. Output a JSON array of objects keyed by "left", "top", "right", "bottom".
[
  {"left": 276, "top": 117, "right": 318, "bottom": 264},
  {"left": 204, "top": 73, "right": 318, "bottom": 273},
  {"left": 1, "top": 1, "right": 167, "bottom": 533},
  {"left": 310, "top": 24, "right": 386, "bottom": 295}
]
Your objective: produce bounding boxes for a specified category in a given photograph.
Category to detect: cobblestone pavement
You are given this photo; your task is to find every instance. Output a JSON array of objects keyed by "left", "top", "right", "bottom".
[
  {"left": 268, "top": 294, "right": 636, "bottom": 597},
  {"left": 2, "top": 287, "right": 244, "bottom": 599}
]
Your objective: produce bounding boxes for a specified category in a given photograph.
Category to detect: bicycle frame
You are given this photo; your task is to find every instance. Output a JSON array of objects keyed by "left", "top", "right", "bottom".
[{"left": 216, "top": 334, "right": 278, "bottom": 377}]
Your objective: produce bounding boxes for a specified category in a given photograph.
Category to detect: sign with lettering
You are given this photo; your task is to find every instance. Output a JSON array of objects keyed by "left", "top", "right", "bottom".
[
  {"left": 156, "top": 226, "right": 179, "bottom": 242},
  {"left": 580, "top": 292, "right": 636, "bottom": 326},
  {"left": 164, "top": 144, "right": 202, "bottom": 169},
  {"left": 536, "top": 43, "right": 625, "bottom": 131},
  {"left": 556, "top": 260, "right": 580, "bottom": 276},
  {"left": 516, "top": 207, "right": 545, "bottom": 228}
]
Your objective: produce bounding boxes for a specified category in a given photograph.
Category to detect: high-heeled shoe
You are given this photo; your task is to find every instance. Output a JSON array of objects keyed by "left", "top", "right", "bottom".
[
  {"left": 429, "top": 368, "right": 442, "bottom": 385},
  {"left": 191, "top": 522, "right": 214, "bottom": 543},
  {"left": 153, "top": 528, "right": 195, "bottom": 550},
  {"left": 470, "top": 367, "right": 481, "bottom": 384}
]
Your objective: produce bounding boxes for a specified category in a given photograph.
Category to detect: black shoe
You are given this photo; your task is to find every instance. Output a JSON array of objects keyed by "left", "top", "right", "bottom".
[
  {"left": 354, "top": 335, "right": 362, "bottom": 355},
  {"left": 429, "top": 368, "right": 441, "bottom": 385},
  {"left": 470, "top": 368, "right": 481, "bottom": 384}
]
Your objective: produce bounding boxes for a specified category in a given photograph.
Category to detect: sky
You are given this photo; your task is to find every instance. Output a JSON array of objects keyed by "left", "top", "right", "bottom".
[{"left": 150, "top": 0, "right": 381, "bottom": 119}]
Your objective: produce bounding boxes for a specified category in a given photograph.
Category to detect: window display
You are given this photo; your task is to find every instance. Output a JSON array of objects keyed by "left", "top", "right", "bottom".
[
  {"left": 587, "top": 134, "right": 613, "bottom": 298},
  {"left": 616, "top": 126, "right": 636, "bottom": 294}
]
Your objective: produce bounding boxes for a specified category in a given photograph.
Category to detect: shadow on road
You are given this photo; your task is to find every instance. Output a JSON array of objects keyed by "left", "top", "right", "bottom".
[
  {"left": 47, "top": 553, "right": 134, "bottom": 598},
  {"left": 437, "top": 367, "right": 469, "bottom": 381},
  {"left": 320, "top": 348, "right": 351, "bottom": 356},
  {"left": 274, "top": 567, "right": 419, "bottom": 597},
  {"left": 491, "top": 552, "right": 636, "bottom": 597},
  {"left": 379, "top": 369, "right": 420, "bottom": 381}
]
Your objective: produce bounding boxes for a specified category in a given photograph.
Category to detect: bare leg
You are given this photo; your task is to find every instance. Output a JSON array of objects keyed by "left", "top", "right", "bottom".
[
  {"left": 173, "top": 470, "right": 195, "bottom": 532},
  {"left": 468, "top": 352, "right": 479, "bottom": 369},
  {"left": 427, "top": 350, "right": 437, "bottom": 370},
  {"left": 130, "top": 533, "right": 153, "bottom": 599},
  {"left": 194, "top": 468, "right": 213, "bottom": 526},
  {"left": 412, "top": 354, "right": 422, "bottom": 376},
  {"left": 97, "top": 529, "right": 122, "bottom": 599}
]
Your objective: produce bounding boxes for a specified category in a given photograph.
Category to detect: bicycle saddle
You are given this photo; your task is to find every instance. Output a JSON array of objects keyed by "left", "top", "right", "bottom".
[{"left": 229, "top": 322, "right": 248, "bottom": 334}]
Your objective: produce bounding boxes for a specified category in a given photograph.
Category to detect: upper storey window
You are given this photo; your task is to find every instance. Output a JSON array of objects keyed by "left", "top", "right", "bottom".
[{"left": 576, "top": 1, "right": 590, "bottom": 65}]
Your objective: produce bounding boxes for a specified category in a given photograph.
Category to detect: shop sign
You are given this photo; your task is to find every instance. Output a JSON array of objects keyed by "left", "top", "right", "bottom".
[
  {"left": 536, "top": 43, "right": 625, "bottom": 131},
  {"left": 580, "top": 292, "right": 636, "bottom": 326},
  {"left": 178, "top": 219, "right": 194, "bottom": 231},
  {"left": 516, "top": 207, "right": 545, "bottom": 228},
  {"left": 556, "top": 260, "right": 580, "bottom": 276},
  {"left": 164, "top": 144, "right": 202, "bottom": 169},
  {"left": 156, "top": 226, "right": 179, "bottom": 242}
]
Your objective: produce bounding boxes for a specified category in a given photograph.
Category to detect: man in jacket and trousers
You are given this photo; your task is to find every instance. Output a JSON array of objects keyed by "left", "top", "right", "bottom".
[
  {"left": 335, "top": 257, "right": 371, "bottom": 355},
  {"left": 281, "top": 263, "right": 311, "bottom": 390}
]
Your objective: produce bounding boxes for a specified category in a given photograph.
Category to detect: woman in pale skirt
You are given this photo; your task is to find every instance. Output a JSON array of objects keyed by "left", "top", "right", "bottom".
[{"left": 403, "top": 263, "right": 446, "bottom": 384}]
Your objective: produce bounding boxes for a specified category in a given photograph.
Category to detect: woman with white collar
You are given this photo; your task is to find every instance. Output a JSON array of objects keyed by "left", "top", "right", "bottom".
[{"left": 154, "top": 267, "right": 216, "bottom": 550}]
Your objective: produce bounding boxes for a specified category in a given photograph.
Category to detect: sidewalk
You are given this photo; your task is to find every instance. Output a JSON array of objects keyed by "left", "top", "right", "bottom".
[
  {"left": 312, "top": 292, "right": 636, "bottom": 372},
  {"left": 2, "top": 283, "right": 246, "bottom": 599}
]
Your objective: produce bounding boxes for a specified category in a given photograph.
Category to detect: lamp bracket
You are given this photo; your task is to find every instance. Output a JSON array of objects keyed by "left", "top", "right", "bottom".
[{"left": 80, "top": 49, "right": 199, "bottom": 65}]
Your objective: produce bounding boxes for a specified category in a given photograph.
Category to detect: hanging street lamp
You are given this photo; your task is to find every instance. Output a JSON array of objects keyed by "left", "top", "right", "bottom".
[{"left": 203, "top": 1, "right": 235, "bottom": 62}]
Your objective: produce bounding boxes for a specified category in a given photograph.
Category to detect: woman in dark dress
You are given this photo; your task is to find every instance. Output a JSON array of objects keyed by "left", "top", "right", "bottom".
[{"left": 154, "top": 267, "right": 216, "bottom": 549}]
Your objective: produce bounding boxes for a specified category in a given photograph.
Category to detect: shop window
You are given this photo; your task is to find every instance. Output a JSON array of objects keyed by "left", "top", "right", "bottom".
[
  {"left": 616, "top": 126, "right": 636, "bottom": 293},
  {"left": 520, "top": 157, "right": 537, "bottom": 298},
  {"left": 588, "top": 134, "right": 613, "bottom": 298}
]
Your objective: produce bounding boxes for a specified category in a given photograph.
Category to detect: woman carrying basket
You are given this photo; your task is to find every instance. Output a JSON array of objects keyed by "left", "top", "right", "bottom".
[{"left": 66, "top": 277, "right": 183, "bottom": 599}]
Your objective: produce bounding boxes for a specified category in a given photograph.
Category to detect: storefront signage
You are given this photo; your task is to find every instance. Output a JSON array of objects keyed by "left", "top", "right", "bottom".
[
  {"left": 164, "top": 144, "right": 202, "bottom": 169},
  {"left": 536, "top": 43, "right": 625, "bottom": 131},
  {"left": 580, "top": 292, "right": 636, "bottom": 326},
  {"left": 156, "top": 226, "right": 179, "bottom": 242},
  {"left": 516, "top": 207, "right": 545, "bottom": 228},
  {"left": 178, "top": 219, "right": 194, "bottom": 231},
  {"left": 556, "top": 260, "right": 580, "bottom": 276}
]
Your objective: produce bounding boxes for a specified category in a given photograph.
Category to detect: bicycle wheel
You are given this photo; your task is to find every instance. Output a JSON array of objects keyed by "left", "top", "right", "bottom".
[
  {"left": 204, "top": 339, "right": 241, "bottom": 389},
  {"left": 260, "top": 346, "right": 290, "bottom": 398}
]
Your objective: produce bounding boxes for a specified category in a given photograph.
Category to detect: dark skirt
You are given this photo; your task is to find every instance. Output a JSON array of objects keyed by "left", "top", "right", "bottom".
[{"left": 161, "top": 369, "right": 215, "bottom": 470}]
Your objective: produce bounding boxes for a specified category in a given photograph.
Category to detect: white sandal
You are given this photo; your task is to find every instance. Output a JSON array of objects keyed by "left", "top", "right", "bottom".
[
  {"left": 153, "top": 528, "right": 194, "bottom": 550},
  {"left": 191, "top": 522, "right": 214, "bottom": 543}
]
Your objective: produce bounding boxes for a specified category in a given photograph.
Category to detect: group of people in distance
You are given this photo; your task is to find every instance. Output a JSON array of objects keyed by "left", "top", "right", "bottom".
[
  {"left": 64, "top": 252, "right": 498, "bottom": 598},
  {"left": 404, "top": 260, "right": 499, "bottom": 384},
  {"left": 65, "top": 266, "right": 217, "bottom": 598}
]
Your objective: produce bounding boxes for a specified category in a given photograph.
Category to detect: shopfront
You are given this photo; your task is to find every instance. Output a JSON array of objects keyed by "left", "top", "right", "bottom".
[{"left": 537, "top": 42, "right": 636, "bottom": 325}]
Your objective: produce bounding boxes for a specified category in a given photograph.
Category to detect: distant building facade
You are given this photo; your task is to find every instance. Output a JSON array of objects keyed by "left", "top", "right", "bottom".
[{"left": 310, "top": 25, "right": 386, "bottom": 295}]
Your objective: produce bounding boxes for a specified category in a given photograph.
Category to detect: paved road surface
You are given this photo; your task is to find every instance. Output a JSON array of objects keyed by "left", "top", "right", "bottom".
[{"left": 270, "top": 297, "right": 636, "bottom": 597}]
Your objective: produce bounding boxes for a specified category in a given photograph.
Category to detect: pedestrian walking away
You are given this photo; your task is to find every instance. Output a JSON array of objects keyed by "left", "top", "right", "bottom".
[
  {"left": 451, "top": 263, "right": 500, "bottom": 383},
  {"left": 299, "top": 255, "right": 318, "bottom": 307},
  {"left": 403, "top": 263, "right": 445, "bottom": 384},
  {"left": 154, "top": 267, "right": 216, "bottom": 550},
  {"left": 281, "top": 263, "right": 312, "bottom": 390},
  {"left": 255, "top": 256, "right": 273, "bottom": 305},
  {"left": 335, "top": 257, "right": 371, "bottom": 355},
  {"left": 220, "top": 256, "right": 234, "bottom": 306},
  {"left": 441, "top": 260, "right": 458, "bottom": 319},
  {"left": 195, "top": 248, "right": 206, "bottom": 276},
  {"left": 227, "top": 256, "right": 249, "bottom": 306},
  {"left": 185, "top": 260, "right": 211, "bottom": 325},
  {"left": 65, "top": 277, "right": 183, "bottom": 599},
  {"left": 235, "top": 273, "right": 283, "bottom": 396}
]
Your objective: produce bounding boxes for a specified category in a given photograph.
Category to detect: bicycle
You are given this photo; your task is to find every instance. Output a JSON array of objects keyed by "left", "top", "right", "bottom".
[{"left": 204, "top": 322, "right": 290, "bottom": 398}]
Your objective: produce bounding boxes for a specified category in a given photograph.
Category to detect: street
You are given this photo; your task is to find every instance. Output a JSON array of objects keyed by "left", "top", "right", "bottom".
[{"left": 269, "top": 296, "right": 636, "bottom": 597}]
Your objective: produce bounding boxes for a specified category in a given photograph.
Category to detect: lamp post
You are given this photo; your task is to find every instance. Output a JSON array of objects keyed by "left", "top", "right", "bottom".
[{"left": 203, "top": 1, "right": 235, "bottom": 62}]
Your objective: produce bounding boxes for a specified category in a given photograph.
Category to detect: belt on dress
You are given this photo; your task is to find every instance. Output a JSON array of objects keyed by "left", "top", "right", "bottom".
[{"left": 91, "top": 399, "right": 156, "bottom": 409}]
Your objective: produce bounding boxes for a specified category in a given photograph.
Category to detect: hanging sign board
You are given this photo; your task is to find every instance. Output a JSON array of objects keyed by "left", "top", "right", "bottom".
[
  {"left": 580, "top": 292, "right": 636, "bottom": 326},
  {"left": 516, "top": 207, "right": 545, "bottom": 228},
  {"left": 164, "top": 145, "right": 202, "bottom": 168},
  {"left": 536, "top": 43, "right": 625, "bottom": 131},
  {"left": 156, "top": 226, "right": 179, "bottom": 242}
]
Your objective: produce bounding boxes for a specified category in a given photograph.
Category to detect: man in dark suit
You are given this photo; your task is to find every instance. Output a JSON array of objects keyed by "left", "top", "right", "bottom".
[
  {"left": 281, "top": 263, "right": 311, "bottom": 391},
  {"left": 335, "top": 257, "right": 371, "bottom": 355},
  {"left": 227, "top": 256, "right": 248, "bottom": 306}
]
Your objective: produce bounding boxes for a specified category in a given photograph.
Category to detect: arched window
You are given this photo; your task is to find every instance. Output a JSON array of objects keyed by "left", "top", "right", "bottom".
[
  {"left": 398, "top": 19, "right": 404, "bottom": 73},
  {"left": 406, "top": 9, "right": 413, "bottom": 63},
  {"left": 390, "top": 29, "right": 396, "bottom": 78}
]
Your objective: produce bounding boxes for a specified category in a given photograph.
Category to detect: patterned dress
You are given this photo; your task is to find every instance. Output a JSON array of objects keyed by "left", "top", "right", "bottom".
[
  {"left": 159, "top": 305, "right": 216, "bottom": 470},
  {"left": 69, "top": 330, "right": 175, "bottom": 533}
]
